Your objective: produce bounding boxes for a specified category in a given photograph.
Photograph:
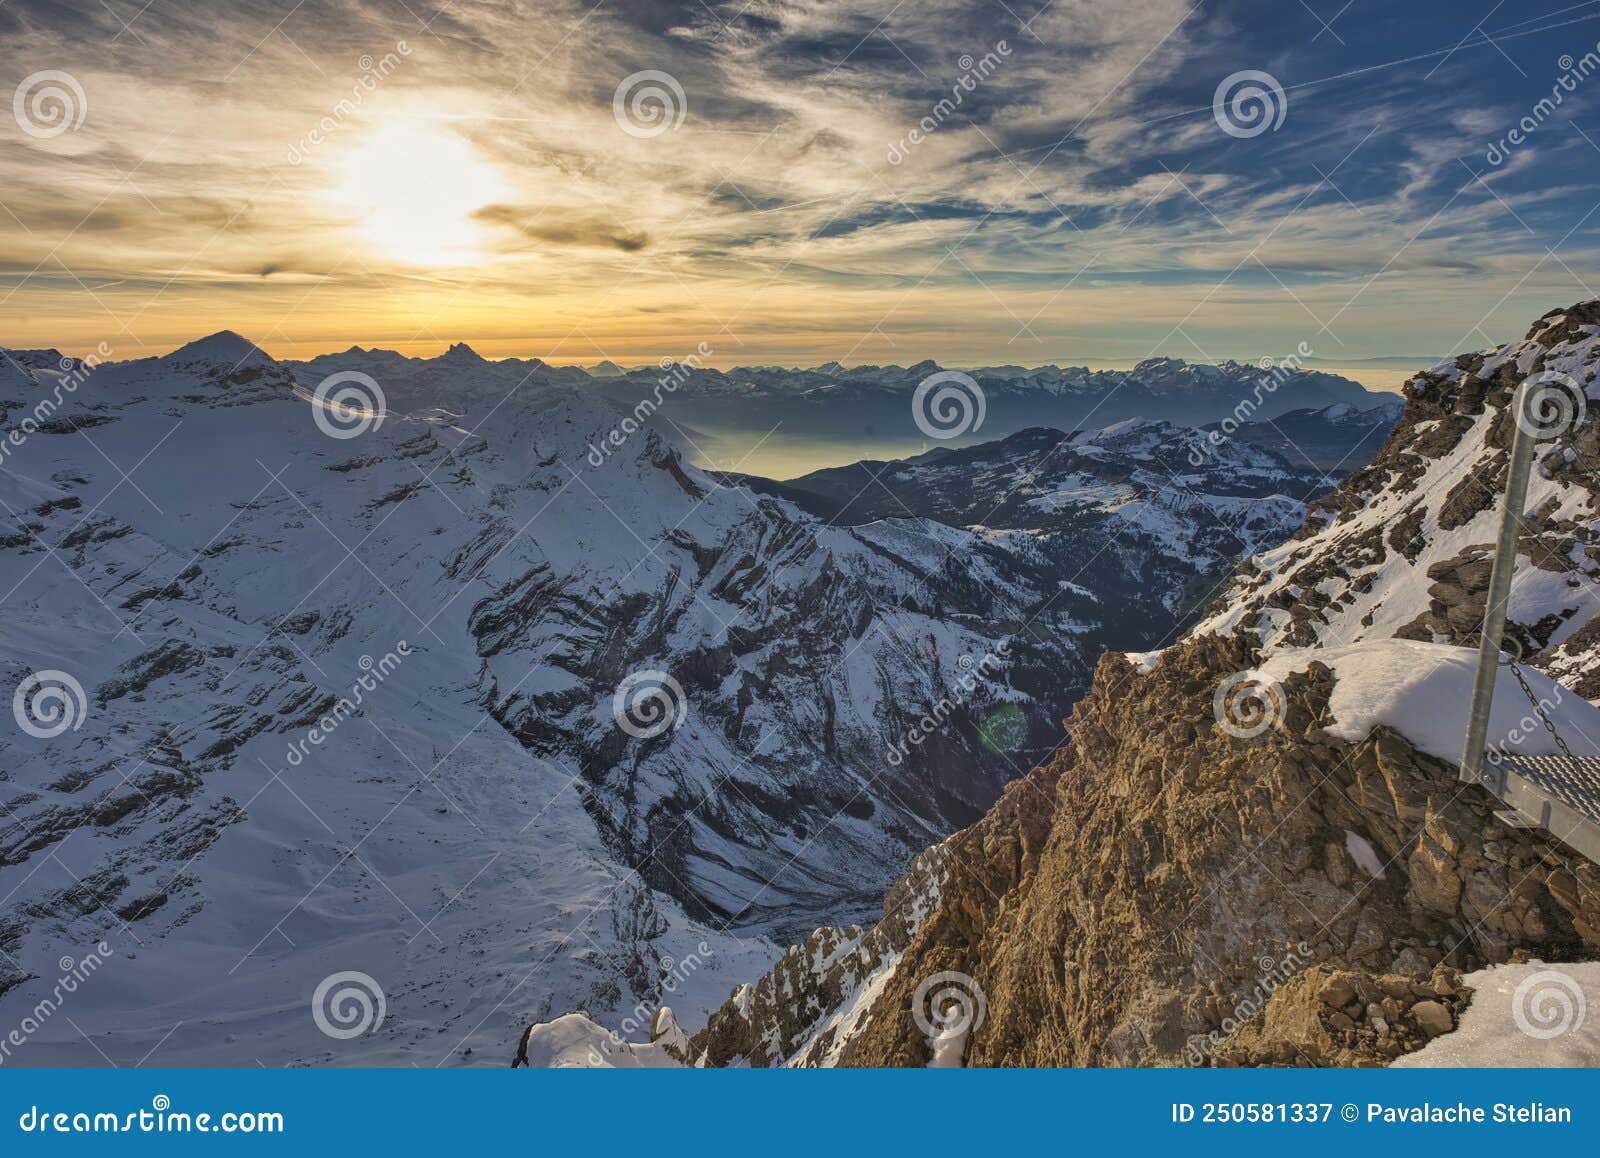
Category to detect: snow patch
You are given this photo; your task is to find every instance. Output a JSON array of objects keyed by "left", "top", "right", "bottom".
[
  {"left": 1393, "top": 961, "right": 1600, "bottom": 1067},
  {"left": 1343, "top": 831, "right": 1386, "bottom": 879},
  {"left": 1259, "top": 639, "right": 1600, "bottom": 762}
]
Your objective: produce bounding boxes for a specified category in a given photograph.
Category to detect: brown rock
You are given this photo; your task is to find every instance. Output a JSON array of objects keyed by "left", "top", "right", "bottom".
[{"left": 1411, "top": 999, "right": 1453, "bottom": 1038}]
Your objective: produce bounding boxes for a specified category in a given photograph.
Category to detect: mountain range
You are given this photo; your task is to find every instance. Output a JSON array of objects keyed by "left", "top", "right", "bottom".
[
  {"left": 0, "top": 331, "right": 1387, "bottom": 1064},
  {"left": 521, "top": 300, "right": 1600, "bottom": 1068}
]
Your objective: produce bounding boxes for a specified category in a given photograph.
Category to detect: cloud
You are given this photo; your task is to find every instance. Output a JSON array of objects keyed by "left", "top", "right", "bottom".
[
  {"left": 0, "top": 0, "right": 1597, "bottom": 365},
  {"left": 473, "top": 205, "right": 651, "bottom": 252}
]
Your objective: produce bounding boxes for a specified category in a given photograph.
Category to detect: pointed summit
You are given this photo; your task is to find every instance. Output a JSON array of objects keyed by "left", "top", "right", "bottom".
[
  {"left": 163, "top": 330, "right": 273, "bottom": 368},
  {"left": 585, "top": 360, "right": 626, "bottom": 378},
  {"left": 441, "top": 342, "right": 486, "bottom": 363}
]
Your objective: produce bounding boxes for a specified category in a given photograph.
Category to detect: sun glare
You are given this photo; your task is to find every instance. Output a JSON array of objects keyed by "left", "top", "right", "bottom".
[{"left": 330, "top": 122, "right": 508, "bottom": 265}]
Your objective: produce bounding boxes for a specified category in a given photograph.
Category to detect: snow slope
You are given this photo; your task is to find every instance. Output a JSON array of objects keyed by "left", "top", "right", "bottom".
[
  {"left": 1258, "top": 639, "right": 1600, "bottom": 762},
  {"left": 1191, "top": 305, "right": 1600, "bottom": 702},
  {"left": 9, "top": 331, "right": 1311, "bottom": 1065}
]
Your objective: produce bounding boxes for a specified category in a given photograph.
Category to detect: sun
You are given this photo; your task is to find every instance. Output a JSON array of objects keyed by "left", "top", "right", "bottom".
[{"left": 329, "top": 122, "right": 509, "bottom": 265}]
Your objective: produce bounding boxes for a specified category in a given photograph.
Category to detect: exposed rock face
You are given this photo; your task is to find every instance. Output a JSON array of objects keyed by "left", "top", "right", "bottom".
[
  {"left": 1193, "top": 301, "right": 1600, "bottom": 697},
  {"left": 703, "top": 635, "right": 1600, "bottom": 1067},
  {"left": 689, "top": 846, "right": 947, "bottom": 1067},
  {"left": 650, "top": 301, "right": 1600, "bottom": 1069},
  {"left": 1213, "top": 965, "right": 1471, "bottom": 1065}
]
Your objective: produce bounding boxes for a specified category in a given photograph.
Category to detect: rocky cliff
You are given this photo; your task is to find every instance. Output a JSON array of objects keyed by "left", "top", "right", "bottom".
[
  {"left": 1193, "top": 301, "right": 1600, "bottom": 696},
  {"left": 678, "top": 301, "right": 1600, "bottom": 1067}
]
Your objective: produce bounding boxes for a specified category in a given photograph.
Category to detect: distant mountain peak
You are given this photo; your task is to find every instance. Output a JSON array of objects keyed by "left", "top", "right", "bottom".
[
  {"left": 442, "top": 342, "right": 485, "bottom": 362},
  {"left": 162, "top": 330, "right": 272, "bottom": 367}
]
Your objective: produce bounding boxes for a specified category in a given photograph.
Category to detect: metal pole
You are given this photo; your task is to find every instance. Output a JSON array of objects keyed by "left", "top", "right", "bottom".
[{"left": 1460, "top": 382, "right": 1539, "bottom": 788}]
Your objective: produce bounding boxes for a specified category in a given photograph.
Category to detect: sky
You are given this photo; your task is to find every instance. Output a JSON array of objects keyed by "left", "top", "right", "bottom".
[{"left": 2, "top": 0, "right": 1600, "bottom": 370}]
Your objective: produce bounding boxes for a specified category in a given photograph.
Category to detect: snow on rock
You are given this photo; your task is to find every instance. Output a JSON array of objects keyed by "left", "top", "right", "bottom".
[
  {"left": 3, "top": 333, "right": 1157, "bottom": 1066},
  {"left": 1393, "top": 961, "right": 1600, "bottom": 1067},
  {"left": 515, "top": 1013, "right": 684, "bottom": 1068},
  {"left": 160, "top": 330, "right": 273, "bottom": 369},
  {"left": 1343, "top": 830, "right": 1386, "bottom": 879},
  {"left": 1259, "top": 639, "right": 1600, "bottom": 762},
  {"left": 1190, "top": 300, "right": 1600, "bottom": 702}
]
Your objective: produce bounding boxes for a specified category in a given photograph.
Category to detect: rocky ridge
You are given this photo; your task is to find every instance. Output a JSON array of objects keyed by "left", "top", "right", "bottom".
[{"left": 627, "top": 301, "right": 1600, "bottom": 1069}]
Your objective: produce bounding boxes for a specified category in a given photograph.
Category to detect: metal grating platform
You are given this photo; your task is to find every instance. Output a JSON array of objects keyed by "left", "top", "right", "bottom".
[{"left": 1483, "top": 754, "right": 1600, "bottom": 864}]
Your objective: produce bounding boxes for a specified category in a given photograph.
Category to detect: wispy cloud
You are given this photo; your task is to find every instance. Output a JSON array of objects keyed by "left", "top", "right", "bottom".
[{"left": 1, "top": 0, "right": 1598, "bottom": 366}]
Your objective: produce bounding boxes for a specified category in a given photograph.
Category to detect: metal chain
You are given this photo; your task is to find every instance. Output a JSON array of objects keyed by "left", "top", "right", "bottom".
[{"left": 1507, "top": 654, "right": 1579, "bottom": 763}]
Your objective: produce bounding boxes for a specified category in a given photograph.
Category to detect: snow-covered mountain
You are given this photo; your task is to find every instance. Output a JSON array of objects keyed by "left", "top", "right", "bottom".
[
  {"left": 524, "top": 299, "right": 1600, "bottom": 1069},
  {"left": 733, "top": 421, "right": 1324, "bottom": 655},
  {"left": 283, "top": 347, "right": 1391, "bottom": 461},
  {"left": 0, "top": 331, "right": 1334, "bottom": 1065},
  {"left": 1192, "top": 302, "right": 1600, "bottom": 693},
  {"left": 1210, "top": 398, "right": 1405, "bottom": 474}
]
